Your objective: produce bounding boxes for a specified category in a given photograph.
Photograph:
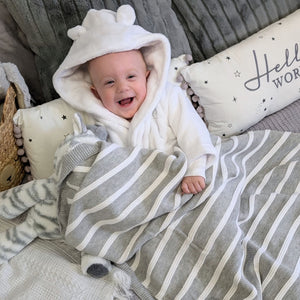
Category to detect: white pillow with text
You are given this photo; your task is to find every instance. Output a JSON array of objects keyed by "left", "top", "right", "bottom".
[{"left": 181, "top": 10, "right": 300, "bottom": 137}]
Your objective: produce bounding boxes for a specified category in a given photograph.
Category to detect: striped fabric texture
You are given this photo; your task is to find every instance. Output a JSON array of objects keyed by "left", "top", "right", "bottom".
[{"left": 59, "top": 129, "right": 300, "bottom": 299}]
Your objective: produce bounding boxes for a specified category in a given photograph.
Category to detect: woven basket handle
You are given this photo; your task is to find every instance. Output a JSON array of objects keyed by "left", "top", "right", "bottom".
[
  {"left": 1, "top": 85, "right": 17, "bottom": 125},
  {"left": 0, "top": 84, "right": 25, "bottom": 191}
]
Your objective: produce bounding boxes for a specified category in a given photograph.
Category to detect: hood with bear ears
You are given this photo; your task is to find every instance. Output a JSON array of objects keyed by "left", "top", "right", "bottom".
[{"left": 53, "top": 5, "right": 171, "bottom": 131}]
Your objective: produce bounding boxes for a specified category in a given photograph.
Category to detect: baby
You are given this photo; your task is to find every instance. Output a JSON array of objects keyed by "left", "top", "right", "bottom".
[
  {"left": 52, "top": 4, "right": 216, "bottom": 276},
  {"left": 88, "top": 49, "right": 210, "bottom": 194}
]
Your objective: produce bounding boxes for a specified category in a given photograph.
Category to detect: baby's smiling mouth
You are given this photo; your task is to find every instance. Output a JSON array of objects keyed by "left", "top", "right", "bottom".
[{"left": 118, "top": 97, "right": 134, "bottom": 106}]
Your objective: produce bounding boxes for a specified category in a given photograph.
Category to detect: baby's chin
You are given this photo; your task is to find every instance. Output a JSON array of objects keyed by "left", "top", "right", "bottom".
[
  {"left": 123, "top": 110, "right": 137, "bottom": 121},
  {"left": 112, "top": 108, "right": 137, "bottom": 120},
  {"left": 118, "top": 100, "right": 142, "bottom": 120}
]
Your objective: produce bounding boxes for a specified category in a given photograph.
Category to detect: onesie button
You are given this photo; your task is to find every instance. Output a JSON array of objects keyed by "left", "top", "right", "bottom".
[{"left": 152, "top": 109, "right": 157, "bottom": 118}]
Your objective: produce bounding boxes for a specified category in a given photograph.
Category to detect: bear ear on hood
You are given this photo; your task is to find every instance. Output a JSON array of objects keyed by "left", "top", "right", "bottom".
[
  {"left": 116, "top": 4, "right": 135, "bottom": 25},
  {"left": 68, "top": 25, "right": 86, "bottom": 41},
  {"left": 67, "top": 5, "right": 135, "bottom": 41}
]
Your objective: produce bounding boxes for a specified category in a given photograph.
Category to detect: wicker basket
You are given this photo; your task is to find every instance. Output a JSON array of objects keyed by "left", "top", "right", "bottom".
[{"left": 0, "top": 85, "right": 25, "bottom": 191}]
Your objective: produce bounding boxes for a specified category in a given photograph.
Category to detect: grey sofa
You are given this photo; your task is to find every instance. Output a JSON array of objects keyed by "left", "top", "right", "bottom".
[{"left": 0, "top": 1, "right": 299, "bottom": 299}]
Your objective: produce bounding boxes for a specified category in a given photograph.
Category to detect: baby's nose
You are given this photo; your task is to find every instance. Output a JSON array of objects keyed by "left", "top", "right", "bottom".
[{"left": 117, "top": 80, "right": 129, "bottom": 92}]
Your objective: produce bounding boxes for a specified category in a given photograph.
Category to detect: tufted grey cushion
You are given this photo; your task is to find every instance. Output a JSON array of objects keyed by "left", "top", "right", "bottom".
[{"left": 172, "top": 0, "right": 300, "bottom": 62}]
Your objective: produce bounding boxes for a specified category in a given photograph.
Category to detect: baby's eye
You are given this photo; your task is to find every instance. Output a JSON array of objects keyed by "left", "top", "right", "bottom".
[
  {"left": 128, "top": 74, "right": 136, "bottom": 79},
  {"left": 105, "top": 80, "right": 114, "bottom": 85}
]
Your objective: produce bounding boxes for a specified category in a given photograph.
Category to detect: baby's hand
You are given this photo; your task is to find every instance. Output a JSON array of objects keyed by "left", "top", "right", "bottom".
[{"left": 181, "top": 176, "right": 205, "bottom": 194}]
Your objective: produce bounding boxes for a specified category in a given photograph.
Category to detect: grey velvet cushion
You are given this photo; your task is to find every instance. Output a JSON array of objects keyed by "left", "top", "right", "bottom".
[
  {"left": 1, "top": 0, "right": 191, "bottom": 103},
  {"left": 172, "top": 0, "right": 300, "bottom": 61}
]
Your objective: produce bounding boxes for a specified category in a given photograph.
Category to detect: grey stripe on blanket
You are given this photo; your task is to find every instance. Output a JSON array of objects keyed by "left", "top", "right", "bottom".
[{"left": 59, "top": 130, "right": 300, "bottom": 300}]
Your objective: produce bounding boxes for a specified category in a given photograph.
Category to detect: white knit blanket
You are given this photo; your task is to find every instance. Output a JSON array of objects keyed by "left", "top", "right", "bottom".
[{"left": 0, "top": 217, "right": 118, "bottom": 300}]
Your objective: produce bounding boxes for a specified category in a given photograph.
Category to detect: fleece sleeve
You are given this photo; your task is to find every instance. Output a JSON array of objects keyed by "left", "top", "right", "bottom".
[{"left": 168, "top": 85, "right": 216, "bottom": 177}]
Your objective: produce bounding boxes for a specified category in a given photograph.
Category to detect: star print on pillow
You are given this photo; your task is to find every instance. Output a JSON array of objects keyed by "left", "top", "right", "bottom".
[
  {"left": 13, "top": 99, "right": 96, "bottom": 179},
  {"left": 181, "top": 9, "right": 300, "bottom": 137}
]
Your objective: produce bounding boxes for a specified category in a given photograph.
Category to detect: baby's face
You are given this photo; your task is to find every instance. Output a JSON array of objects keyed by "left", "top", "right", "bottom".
[{"left": 89, "top": 50, "right": 149, "bottom": 120}]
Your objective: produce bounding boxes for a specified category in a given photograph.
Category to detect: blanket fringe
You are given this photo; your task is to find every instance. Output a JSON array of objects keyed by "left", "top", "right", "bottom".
[{"left": 112, "top": 269, "right": 134, "bottom": 300}]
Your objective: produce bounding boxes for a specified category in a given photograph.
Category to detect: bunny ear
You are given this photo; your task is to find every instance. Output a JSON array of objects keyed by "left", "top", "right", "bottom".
[
  {"left": 67, "top": 25, "right": 86, "bottom": 41},
  {"left": 116, "top": 4, "right": 136, "bottom": 25},
  {"left": 73, "top": 113, "right": 87, "bottom": 135}
]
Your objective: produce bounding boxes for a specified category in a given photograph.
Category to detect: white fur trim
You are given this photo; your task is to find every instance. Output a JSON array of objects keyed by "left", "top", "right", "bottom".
[{"left": 112, "top": 270, "right": 133, "bottom": 300}]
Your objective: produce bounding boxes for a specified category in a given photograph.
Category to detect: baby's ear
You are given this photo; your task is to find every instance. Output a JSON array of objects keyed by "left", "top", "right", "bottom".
[{"left": 90, "top": 86, "right": 100, "bottom": 99}]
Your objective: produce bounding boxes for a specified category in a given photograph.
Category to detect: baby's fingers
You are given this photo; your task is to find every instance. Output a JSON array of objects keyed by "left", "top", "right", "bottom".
[
  {"left": 181, "top": 181, "right": 201, "bottom": 194},
  {"left": 193, "top": 181, "right": 204, "bottom": 193},
  {"left": 181, "top": 182, "right": 191, "bottom": 194}
]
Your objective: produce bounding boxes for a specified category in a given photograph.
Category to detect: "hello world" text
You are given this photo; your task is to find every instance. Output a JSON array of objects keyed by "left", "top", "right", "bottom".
[{"left": 244, "top": 43, "right": 300, "bottom": 91}]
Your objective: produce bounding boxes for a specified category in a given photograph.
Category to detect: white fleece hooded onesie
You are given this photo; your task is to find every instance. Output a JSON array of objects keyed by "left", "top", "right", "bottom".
[{"left": 53, "top": 5, "right": 216, "bottom": 178}]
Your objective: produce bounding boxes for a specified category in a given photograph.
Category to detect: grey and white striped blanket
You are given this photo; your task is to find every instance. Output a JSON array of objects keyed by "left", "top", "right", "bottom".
[{"left": 59, "top": 129, "right": 300, "bottom": 300}]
